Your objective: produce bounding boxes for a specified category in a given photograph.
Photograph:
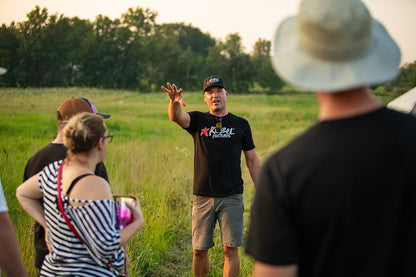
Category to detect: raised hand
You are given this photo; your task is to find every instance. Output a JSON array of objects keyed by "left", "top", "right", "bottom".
[{"left": 161, "top": 82, "right": 186, "bottom": 107}]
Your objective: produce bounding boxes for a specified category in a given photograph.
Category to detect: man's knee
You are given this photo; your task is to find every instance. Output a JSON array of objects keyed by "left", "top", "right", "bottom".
[
  {"left": 222, "top": 246, "right": 239, "bottom": 259},
  {"left": 194, "top": 249, "right": 209, "bottom": 259}
]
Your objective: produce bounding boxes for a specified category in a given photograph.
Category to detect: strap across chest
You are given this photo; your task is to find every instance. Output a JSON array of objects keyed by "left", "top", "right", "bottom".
[{"left": 65, "top": 173, "right": 93, "bottom": 197}]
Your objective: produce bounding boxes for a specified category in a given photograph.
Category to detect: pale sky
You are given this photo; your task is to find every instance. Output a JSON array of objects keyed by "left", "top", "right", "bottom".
[{"left": 1, "top": 0, "right": 415, "bottom": 65}]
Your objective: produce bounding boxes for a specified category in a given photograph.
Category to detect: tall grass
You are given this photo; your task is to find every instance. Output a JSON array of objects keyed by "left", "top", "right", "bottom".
[{"left": 0, "top": 87, "right": 395, "bottom": 276}]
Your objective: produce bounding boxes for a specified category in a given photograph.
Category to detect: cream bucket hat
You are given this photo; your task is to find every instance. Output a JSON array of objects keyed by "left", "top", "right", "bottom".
[{"left": 272, "top": 0, "right": 401, "bottom": 92}]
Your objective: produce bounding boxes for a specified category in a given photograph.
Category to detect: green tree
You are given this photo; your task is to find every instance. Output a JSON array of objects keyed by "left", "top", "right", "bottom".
[
  {"left": 39, "top": 14, "right": 76, "bottom": 86},
  {"left": 16, "top": 6, "right": 49, "bottom": 87},
  {"left": 251, "top": 38, "right": 284, "bottom": 91},
  {"left": 139, "top": 33, "right": 182, "bottom": 91},
  {"left": 155, "top": 23, "right": 215, "bottom": 90},
  {"left": 156, "top": 23, "right": 215, "bottom": 56},
  {"left": 78, "top": 15, "right": 122, "bottom": 88},
  {"left": 62, "top": 17, "right": 94, "bottom": 86},
  {"left": 117, "top": 7, "right": 158, "bottom": 89},
  {"left": 395, "top": 61, "right": 416, "bottom": 90},
  {"left": 204, "top": 44, "right": 227, "bottom": 79},
  {"left": 0, "top": 23, "right": 20, "bottom": 86},
  {"left": 122, "top": 7, "right": 157, "bottom": 37},
  {"left": 219, "top": 33, "right": 253, "bottom": 93}
]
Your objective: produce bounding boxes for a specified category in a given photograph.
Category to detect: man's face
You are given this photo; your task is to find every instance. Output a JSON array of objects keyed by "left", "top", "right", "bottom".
[{"left": 204, "top": 86, "right": 228, "bottom": 112}]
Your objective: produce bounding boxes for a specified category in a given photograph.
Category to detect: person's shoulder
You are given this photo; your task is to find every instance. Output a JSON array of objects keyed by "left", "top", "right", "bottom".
[
  {"left": 382, "top": 108, "right": 416, "bottom": 132},
  {"left": 24, "top": 144, "right": 65, "bottom": 180},
  {"left": 70, "top": 174, "right": 113, "bottom": 201},
  {"left": 227, "top": 112, "right": 248, "bottom": 122},
  {"left": 28, "top": 143, "right": 66, "bottom": 161},
  {"left": 187, "top": 111, "right": 210, "bottom": 124},
  {"left": 188, "top": 111, "right": 205, "bottom": 116},
  {"left": 37, "top": 142, "right": 65, "bottom": 152},
  {"left": 41, "top": 160, "right": 63, "bottom": 174},
  {"left": 76, "top": 175, "right": 112, "bottom": 200},
  {"left": 81, "top": 174, "right": 108, "bottom": 185},
  {"left": 385, "top": 107, "right": 416, "bottom": 120},
  {"left": 267, "top": 123, "right": 321, "bottom": 162}
]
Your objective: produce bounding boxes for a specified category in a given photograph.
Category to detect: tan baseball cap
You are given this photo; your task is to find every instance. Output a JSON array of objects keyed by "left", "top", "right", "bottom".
[{"left": 56, "top": 98, "right": 93, "bottom": 124}]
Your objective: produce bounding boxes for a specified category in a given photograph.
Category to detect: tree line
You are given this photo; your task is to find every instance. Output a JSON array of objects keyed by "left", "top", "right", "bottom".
[
  {"left": 0, "top": 6, "right": 283, "bottom": 92},
  {"left": 0, "top": 6, "right": 414, "bottom": 93}
]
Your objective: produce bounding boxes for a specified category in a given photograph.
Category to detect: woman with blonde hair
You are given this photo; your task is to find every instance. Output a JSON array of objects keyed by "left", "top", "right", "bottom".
[{"left": 17, "top": 112, "right": 144, "bottom": 276}]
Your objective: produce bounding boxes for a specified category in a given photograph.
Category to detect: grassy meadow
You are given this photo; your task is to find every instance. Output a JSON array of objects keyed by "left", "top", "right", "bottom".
[{"left": 0, "top": 87, "right": 395, "bottom": 276}]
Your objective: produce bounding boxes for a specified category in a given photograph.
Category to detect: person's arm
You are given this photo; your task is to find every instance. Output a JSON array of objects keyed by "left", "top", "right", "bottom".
[
  {"left": 161, "top": 82, "right": 190, "bottom": 128},
  {"left": 0, "top": 212, "right": 28, "bottom": 277},
  {"left": 16, "top": 173, "right": 46, "bottom": 229},
  {"left": 244, "top": 148, "right": 261, "bottom": 187},
  {"left": 253, "top": 262, "right": 297, "bottom": 277}
]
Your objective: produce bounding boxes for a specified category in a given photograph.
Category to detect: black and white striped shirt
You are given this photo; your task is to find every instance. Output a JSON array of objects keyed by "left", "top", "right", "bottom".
[{"left": 38, "top": 160, "right": 124, "bottom": 276}]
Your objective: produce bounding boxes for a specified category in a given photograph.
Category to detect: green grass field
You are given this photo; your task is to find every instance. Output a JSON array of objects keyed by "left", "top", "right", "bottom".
[{"left": 0, "top": 87, "right": 395, "bottom": 276}]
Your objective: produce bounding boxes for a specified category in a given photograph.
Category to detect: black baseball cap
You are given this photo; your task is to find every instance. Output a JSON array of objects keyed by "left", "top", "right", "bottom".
[{"left": 203, "top": 76, "right": 225, "bottom": 92}]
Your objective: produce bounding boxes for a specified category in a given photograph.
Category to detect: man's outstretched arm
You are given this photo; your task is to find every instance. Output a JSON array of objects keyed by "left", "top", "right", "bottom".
[{"left": 162, "top": 82, "right": 190, "bottom": 128}]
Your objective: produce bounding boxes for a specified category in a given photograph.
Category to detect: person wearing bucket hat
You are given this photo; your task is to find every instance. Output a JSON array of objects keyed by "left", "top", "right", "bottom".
[
  {"left": 161, "top": 77, "right": 260, "bottom": 277},
  {"left": 246, "top": 0, "right": 416, "bottom": 276},
  {"left": 22, "top": 97, "right": 111, "bottom": 275}
]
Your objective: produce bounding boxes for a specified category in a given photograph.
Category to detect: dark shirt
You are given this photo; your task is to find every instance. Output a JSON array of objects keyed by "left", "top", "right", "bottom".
[
  {"left": 185, "top": 112, "right": 255, "bottom": 197},
  {"left": 246, "top": 108, "right": 416, "bottom": 277}
]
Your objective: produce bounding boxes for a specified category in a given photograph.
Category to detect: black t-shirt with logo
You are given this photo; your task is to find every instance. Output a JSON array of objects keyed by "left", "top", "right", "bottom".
[{"left": 185, "top": 111, "right": 255, "bottom": 197}]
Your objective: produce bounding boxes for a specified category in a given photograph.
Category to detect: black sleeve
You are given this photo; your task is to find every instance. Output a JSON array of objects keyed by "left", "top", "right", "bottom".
[
  {"left": 242, "top": 119, "right": 255, "bottom": 151},
  {"left": 184, "top": 111, "right": 199, "bottom": 132},
  {"left": 94, "top": 162, "right": 109, "bottom": 182},
  {"left": 23, "top": 158, "right": 32, "bottom": 182}
]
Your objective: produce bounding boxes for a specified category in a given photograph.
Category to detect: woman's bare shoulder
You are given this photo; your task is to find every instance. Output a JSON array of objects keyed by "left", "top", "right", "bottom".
[{"left": 71, "top": 175, "right": 113, "bottom": 201}]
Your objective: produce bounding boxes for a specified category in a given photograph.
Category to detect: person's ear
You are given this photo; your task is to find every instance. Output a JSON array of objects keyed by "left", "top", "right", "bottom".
[{"left": 97, "top": 137, "right": 104, "bottom": 150}]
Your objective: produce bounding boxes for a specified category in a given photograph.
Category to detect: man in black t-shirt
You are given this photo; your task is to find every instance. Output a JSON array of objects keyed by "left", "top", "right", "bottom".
[
  {"left": 162, "top": 76, "right": 260, "bottom": 277},
  {"left": 245, "top": 0, "right": 416, "bottom": 276},
  {"left": 23, "top": 97, "right": 110, "bottom": 274}
]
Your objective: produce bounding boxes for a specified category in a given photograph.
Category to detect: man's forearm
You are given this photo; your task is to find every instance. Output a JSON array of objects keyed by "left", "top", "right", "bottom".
[
  {"left": 168, "top": 100, "right": 190, "bottom": 128},
  {"left": 168, "top": 99, "right": 182, "bottom": 122},
  {"left": 245, "top": 149, "right": 261, "bottom": 187}
]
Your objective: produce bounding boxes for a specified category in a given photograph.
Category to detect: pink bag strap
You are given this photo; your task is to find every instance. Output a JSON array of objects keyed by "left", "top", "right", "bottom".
[{"left": 57, "top": 161, "right": 84, "bottom": 243}]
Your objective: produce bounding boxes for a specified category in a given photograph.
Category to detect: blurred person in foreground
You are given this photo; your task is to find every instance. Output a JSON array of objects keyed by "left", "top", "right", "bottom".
[
  {"left": 0, "top": 179, "right": 28, "bottom": 277},
  {"left": 0, "top": 66, "right": 27, "bottom": 276},
  {"left": 161, "top": 76, "right": 261, "bottom": 277},
  {"left": 23, "top": 97, "right": 110, "bottom": 274},
  {"left": 17, "top": 112, "right": 144, "bottom": 276},
  {"left": 245, "top": 0, "right": 416, "bottom": 276}
]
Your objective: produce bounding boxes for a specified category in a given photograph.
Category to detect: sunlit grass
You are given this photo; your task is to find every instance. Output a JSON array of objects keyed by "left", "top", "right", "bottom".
[{"left": 0, "top": 87, "right": 395, "bottom": 276}]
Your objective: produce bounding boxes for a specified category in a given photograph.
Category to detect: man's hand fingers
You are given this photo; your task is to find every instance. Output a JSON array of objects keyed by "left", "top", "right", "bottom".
[
  {"left": 161, "top": 85, "right": 168, "bottom": 93},
  {"left": 162, "top": 82, "right": 185, "bottom": 105}
]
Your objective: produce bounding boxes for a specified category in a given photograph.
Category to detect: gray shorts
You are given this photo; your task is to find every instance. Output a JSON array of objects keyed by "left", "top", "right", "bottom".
[{"left": 192, "top": 194, "right": 244, "bottom": 250}]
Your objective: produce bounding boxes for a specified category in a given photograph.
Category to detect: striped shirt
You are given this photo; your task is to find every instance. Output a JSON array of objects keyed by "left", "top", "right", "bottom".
[{"left": 38, "top": 160, "right": 124, "bottom": 277}]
